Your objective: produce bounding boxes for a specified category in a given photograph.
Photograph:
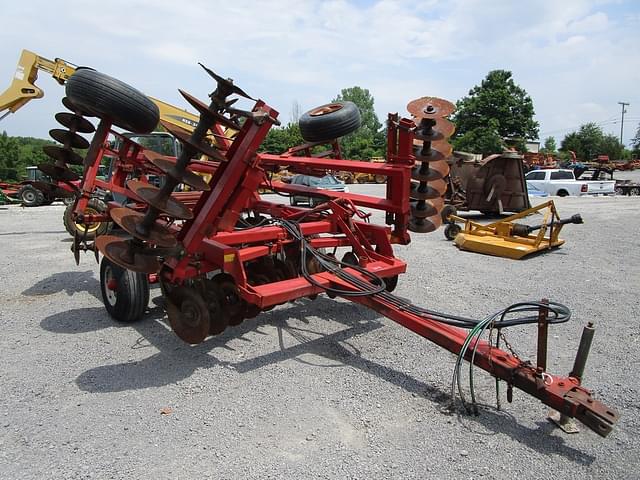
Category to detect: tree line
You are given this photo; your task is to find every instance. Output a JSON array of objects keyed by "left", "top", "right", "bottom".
[{"left": 0, "top": 132, "right": 55, "bottom": 181}]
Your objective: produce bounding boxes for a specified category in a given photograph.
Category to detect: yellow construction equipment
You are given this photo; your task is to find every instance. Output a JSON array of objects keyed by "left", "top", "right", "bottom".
[
  {"left": 443, "top": 200, "right": 583, "bottom": 259},
  {"left": 1, "top": 49, "right": 202, "bottom": 133}
]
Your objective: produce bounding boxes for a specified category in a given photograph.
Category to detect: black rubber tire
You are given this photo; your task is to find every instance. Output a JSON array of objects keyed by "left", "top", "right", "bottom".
[
  {"left": 441, "top": 204, "right": 457, "bottom": 223},
  {"left": 100, "top": 257, "right": 149, "bottom": 323},
  {"left": 630, "top": 187, "right": 640, "bottom": 196},
  {"left": 444, "top": 223, "right": 461, "bottom": 241},
  {"left": 18, "top": 185, "right": 44, "bottom": 207},
  {"left": 66, "top": 68, "right": 159, "bottom": 133},
  {"left": 63, "top": 198, "right": 112, "bottom": 240},
  {"left": 298, "top": 101, "right": 361, "bottom": 143}
]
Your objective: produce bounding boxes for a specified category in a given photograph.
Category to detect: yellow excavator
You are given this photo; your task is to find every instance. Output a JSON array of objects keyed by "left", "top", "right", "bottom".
[{"left": 0, "top": 49, "right": 201, "bottom": 131}]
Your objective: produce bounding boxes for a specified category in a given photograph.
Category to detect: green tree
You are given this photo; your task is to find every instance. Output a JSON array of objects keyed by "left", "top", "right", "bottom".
[
  {"left": 631, "top": 122, "right": 640, "bottom": 157},
  {"left": 560, "top": 123, "right": 624, "bottom": 160},
  {"left": 452, "top": 70, "right": 539, "bottom": 156},
  {"left": 541, "top": 136, "right": 557, "bottom": 153},
  {"left": 332, "top": 86, "right": 385, "bottom": 160},
  {"left": 259, "top": 122, "right": 304, "bottom": 154}
]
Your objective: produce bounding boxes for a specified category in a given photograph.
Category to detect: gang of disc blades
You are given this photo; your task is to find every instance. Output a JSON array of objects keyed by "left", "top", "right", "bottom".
[
  {"left": 109, "top": 207, "right": 178, "bottom": 247},
  {"left": 55, "top": 112, "right": 95, "bottom": 133},
  {"left": 143, "top": 151, "right": 211, "bottom": 191},
  {"left": 95, "top": 235, "right": 161, "bottom": 274},
  {"left": 49, "top": 128, "right": 90, "bottom": 149},
  {"left": 126, "top": 180, "right": 194, "bottom": 220}
]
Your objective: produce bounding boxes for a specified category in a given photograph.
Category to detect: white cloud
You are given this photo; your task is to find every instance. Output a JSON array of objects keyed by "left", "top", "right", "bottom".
[{"left": 0, "top": 0, "right": 638, "bottom": 146}]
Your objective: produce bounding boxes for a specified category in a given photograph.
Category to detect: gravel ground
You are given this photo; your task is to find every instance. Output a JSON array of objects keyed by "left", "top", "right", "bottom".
[{"left": 0, "top": 183, "right": 638, "bottom": 479}]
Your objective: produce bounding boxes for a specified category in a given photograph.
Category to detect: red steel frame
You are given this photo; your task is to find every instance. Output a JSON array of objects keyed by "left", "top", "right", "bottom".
[{"left": 73, "top": 99, "right": 617, "bottom": 436}]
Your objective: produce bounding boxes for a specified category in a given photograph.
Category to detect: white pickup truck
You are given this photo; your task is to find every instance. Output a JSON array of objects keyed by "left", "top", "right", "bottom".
[{"left": 524, "top": 169, "right": 615, "bottom": 197}]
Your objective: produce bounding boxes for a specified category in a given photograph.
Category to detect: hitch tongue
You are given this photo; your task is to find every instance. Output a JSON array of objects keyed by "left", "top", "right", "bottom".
[{"left": 565, "top": 389, "right": 619, "bottom": 438}]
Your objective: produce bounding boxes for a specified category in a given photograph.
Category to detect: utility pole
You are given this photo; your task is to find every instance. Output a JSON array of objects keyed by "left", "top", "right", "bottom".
[{"left": 618, "top": 101, "right": 629, "bottom": 145}]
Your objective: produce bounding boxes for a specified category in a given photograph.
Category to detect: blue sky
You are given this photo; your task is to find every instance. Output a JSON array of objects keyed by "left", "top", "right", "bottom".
[{"left": 1, "top": 0, "right": 639, "bottom": 148}]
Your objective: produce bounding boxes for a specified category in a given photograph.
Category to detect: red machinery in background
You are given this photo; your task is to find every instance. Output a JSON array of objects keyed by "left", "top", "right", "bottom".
[{"left": 40, "top": 65, "right": 618, "bottom": 438}]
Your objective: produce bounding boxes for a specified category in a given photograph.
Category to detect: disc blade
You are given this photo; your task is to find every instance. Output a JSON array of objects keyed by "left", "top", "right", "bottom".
[
  {"left": 408, "top": 215, "right": 442, "bottom": 233},
  {"left": 42, "top": 145, "right": 84, "bottom": 165},
  {"left": 166, "top": 286, "right": 211, "bottom": 344},
  {"left": 143, "top": 151, "right": 211, "bottom": 191},
  {"left": 178, "top": 90, "right": 241, "bottom": 131},
  {"left": 55, "top": 112, "right": 95, "bottom": 133},
  {"left": 95, "top": 235, "right": 161, "bottom": 274},
  {"left": 407, "top": 97, "right": 455, "bottom": 119},
  {"left": 410, "top": 179, "right": 447, "bottom": 200},
  {"left": 197, "top": 63, "right": 255, "bottom": 100},
  {"left": 126, "top": 180, "right": 194, "bottom": 220},
  {"left": 160, "top": 120, "right": 227, "bottom": 163},
  {"left": 49, "top": 128, "right": 90, "bottom": 149},
  {"left": 37, "top": 163, "right": 79, "bottom": 182},
  {"left": 109, "top": 207, "right": 178, "bottom": 247}
]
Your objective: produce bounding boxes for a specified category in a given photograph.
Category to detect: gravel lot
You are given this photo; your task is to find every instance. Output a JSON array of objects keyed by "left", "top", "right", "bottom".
[{"left": 0, "top": 182, "right": 638, "bottom": 479}]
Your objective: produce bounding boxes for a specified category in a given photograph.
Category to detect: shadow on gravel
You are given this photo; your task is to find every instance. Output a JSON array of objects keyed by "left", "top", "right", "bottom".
[
  {"left": 0, "top": 230, "right": 67, "bottom": 236},
  {"left": 22, "top": 270, "right": 101, "bottom": 301},
  {"left": 456, "top": 406, "right": 595, "bottom": 464}
]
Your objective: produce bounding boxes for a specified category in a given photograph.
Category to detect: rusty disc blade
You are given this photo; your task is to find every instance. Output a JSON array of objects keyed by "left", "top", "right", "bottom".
[
  {"left": 37, "top": 163, "right": 79, "bottom": 182},
  {"left": 415, "top": 118, "right": 456, "bottom": 142},
  {"left": 412, "top": 160, "right": 450, "bottom": 182},
  {"left": 42, "top": 145, "right": 84, "bottom": 165},
  {"left": 411, "top": 165, "right": 441, "bottom": 183},
  {"left": 166, "top": 286, "right": 211, "bottom": 344},
  {"left": 407, "top": 97, "right": 455, "bottom": 119},
  {"left": 410, "top": 179, "right": 447, "bottom": 200},
  {"left": 62, "top": 97, "right": 93, "bottom": 116},
  {"left": 408, "top": 214, "right": 442, "bottom": 233},
  {"left": 95, "top": 235, "right": 161, "bottom": 274},
  {"left": 143, "top": 151, "right": 211, "bottom": 191},
  {"left": 160, "top": 120, "right": 227, "bottom": 163},
  {"left": 178, "top": 90, "right": 241, "bottom": 131},
  {"left": 413, "top": 147, "right": 449, "bottom": 163},
  {"left": 410, "top": 199, "right": 443, "bottom": 219},
  {"left": 110, "top": 207, "right": 178, "bottom": 247},
  {"left": 55, "top": 112, "right": 95, "bottom": 133},
  {"left": 197, "top": 64, "right": 255, "bottom": 100},
  {"left": 126, "top": 180, "right": 194, "bottom": 220},
  {"left": 49, "top": 128, "right": 90, "bottom": 149}
]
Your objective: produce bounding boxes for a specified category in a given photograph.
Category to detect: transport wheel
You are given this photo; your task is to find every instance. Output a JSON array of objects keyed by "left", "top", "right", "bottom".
[
  {"left": 18, "top": 185, "right": 44, "bottom": 207},
  {"left": 100, "top": 256, "right": 149, "bottom": 323},
  {"left": 66, "top": 68, "right": 159, "bottom": 134},
  {"left": 298, "top": 101, "right": 361, "bottom": 143},
  {"left": 64, "top": 198, "right": 112, "bottom": 240},
  {"left": 440, "top": 204, "right": 457, "bottom": 223},
  {"left": 444, "top": 223, "right": 461, "bottom": 241}
]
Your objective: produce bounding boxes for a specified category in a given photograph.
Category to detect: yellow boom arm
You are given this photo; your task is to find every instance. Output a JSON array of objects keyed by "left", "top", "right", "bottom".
[{"left": 0, "top": 49, "right": 201, "bottom": 133}]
